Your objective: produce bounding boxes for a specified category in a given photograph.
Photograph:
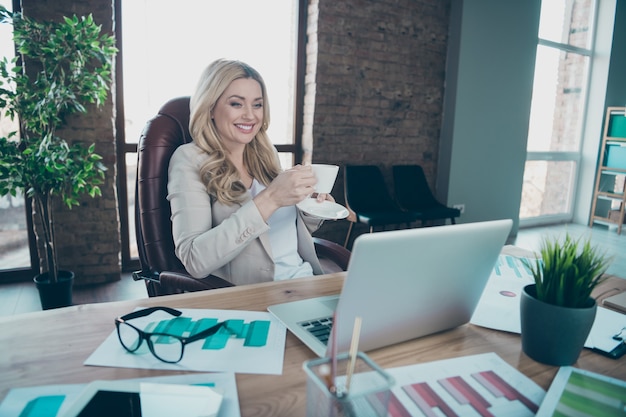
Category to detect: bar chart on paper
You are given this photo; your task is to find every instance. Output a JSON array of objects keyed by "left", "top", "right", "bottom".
[
  {"left": 470, "top": 255, "right": 535, "bottom": 333},
  {"left": 383, "top": 353, "right": 545, "bottom": 417},
  {"left": 84, "top": 309, "right": 286, "bottom": 374},
  {"left": 143, "top": 316, "right": 271, "bottom": 351},
  {"left": 492, "top": 255, "right": 534, "bottom": 279},
  {"left": 536, "top": 366, "right": 626, "bottom": 417}
]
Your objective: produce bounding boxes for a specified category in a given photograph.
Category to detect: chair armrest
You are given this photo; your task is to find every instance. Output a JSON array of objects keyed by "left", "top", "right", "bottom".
[
  {"left": 133, "top": 269, "right": 234, "bottom": 297},
  {"left": 132, "top": 269, "right": 159, "bottom": 282},
  {"left": 159, "top": 271, "right": 234, "bottom": 292},
  {"left": 313, "top": 237, "right": 351, "bottom": 271}
]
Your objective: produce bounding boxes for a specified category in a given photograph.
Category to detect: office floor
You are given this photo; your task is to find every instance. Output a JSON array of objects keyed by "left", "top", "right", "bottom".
[
  {"left": 0, "top": 223, "right": 624, "bottom": 318},
  {"left": 510, "top": 223, "right": 626, "bottom": 277},
  {"left": 0, "top": 272, "right": 148, "bottom": 318}
]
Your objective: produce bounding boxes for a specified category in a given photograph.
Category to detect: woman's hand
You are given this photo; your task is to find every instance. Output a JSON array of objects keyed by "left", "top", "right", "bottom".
[
  {"left": 313, "top": 192, "right": 335, "bottom": 203},
  {"left": 254, "top": 165, "right": 317, "bottom": 219}
]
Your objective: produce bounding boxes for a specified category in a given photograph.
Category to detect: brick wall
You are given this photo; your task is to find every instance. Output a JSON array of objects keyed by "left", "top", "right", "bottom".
[{"left": 307, "top": 0, "right": 450, "bottom": 245}]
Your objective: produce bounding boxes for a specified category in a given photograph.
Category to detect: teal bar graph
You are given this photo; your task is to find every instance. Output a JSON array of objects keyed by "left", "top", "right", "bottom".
[
  {"left": 245, "top": 321, "right": 270, "bottom": 347},
  {"left": 19, "top": 395, "right": 65, "bottom": 417},
  {"left": 144, "top": 317, "right": 271, "bottom": 350}
]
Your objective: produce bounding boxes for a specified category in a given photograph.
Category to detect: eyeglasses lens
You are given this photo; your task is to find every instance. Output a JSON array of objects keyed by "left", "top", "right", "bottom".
[
  {"left": 118, "top": 322, "right": 142, "bottom": 351},
  {"left": 148, "top": 334, "right": 184, "bottom": 363}
]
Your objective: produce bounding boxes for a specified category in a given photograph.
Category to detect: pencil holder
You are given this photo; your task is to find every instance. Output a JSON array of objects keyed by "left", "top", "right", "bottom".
[{"left": 303, "top": 351, "right": 394, "bottom": 417}]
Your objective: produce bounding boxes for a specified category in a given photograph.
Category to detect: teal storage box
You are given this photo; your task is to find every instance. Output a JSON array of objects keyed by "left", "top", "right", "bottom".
[
  {"left": 605, "top": 143, "right": 626, "bottom": 169},
  {"left": 609, "top": 115, "right": 626, "bottom": 138}
]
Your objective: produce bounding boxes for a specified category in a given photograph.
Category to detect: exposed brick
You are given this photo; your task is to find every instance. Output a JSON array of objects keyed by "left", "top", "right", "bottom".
[{"left": 307, "top": 0, "right": 451, "bottom": 245}]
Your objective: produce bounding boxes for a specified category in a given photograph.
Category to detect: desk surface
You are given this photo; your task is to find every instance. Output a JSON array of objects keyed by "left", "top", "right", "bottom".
[{"left": 1, "top": 272, "right": 625, "bottom": 417}]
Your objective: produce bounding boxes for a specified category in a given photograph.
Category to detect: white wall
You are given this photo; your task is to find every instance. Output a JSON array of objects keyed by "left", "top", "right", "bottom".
[
  {"left": 440, "top": 0, "right": 621, "bottom": 234},
  {"left": 439, "top": 0, "right": 541, "bottom": 236}
]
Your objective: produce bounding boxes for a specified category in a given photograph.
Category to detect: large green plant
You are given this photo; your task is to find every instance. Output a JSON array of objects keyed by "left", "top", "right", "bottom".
[
  {"left": 0, "top": 7, "right": 117, "bottom": 283},
  {"left": 523, "top": 234, "right": 612, "bottom": 308}
]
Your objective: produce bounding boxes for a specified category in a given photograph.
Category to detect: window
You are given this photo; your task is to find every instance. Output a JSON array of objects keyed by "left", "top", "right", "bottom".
[
  {"left": 519, "top": 0, "right": 596, "bottom": 225},
  {"left": 0, "top": 0, "right": 37, "bottom": 280},
  {"left": 116, "top": 0, "right": 305, "bottom": 269}
]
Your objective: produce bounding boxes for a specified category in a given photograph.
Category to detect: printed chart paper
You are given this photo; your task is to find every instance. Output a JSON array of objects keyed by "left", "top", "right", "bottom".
[
  {"left": 0, "top": 373, "right": 240, "bottom": 417},
  {"left": 536, "top": 366, "right": 626, "bottom": 417},
  {"left": 85, "top": 308, "right": 286, "bottom": 374},
  {"left": 383, "top": 352, "right": 545, "bottom": 417},
  {"left": 470, "top": 254, "right": 534, "bottom": 333}
]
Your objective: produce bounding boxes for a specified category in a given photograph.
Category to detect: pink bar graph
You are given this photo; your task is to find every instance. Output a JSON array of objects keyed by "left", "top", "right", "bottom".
[
  {"left": 399, "top": 366, "right": 541, "bottom": 416},
  {"left": 403, "top": 382, "right": 458, "bottom": 417},
  {"left": 378, "top": 391, "right": 412, "bottom": 417},
  {"left": 439, "top": 376, "right": 494, "bottom": 417},
  {"left": 472, "top": 370, "right": 539, "bottom": 413}
]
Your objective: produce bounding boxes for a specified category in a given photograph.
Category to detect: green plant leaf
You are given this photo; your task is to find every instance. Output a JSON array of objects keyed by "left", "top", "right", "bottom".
[
  {"left": 0, "top": 6, "right": 116, "bottom": 282},
  {"left": 526, "top": 233, "right": 612, "bottom": 308}
]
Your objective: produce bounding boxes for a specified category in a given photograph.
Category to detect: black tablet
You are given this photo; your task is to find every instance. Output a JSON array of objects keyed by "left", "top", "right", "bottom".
[{"left": 58, "top": 380, "right": 223, "bottom": 417}]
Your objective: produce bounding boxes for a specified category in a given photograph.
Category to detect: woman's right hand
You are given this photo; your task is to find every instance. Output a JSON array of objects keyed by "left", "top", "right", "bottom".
[{"left": 253, "top": 165, "right": 317, "bottom": 220}]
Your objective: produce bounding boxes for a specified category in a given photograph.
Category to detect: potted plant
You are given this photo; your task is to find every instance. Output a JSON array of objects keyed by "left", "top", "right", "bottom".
[
  {"left": 0, "top": 7, "right": 117, "bottom": 309},
  {"left": 520, "top": 234, "right": 612, "bottom": 366}
]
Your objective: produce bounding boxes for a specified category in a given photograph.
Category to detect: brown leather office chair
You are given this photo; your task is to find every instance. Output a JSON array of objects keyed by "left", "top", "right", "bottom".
[{"left": 133, "top": 96, "right": 350, "bottom": 296}]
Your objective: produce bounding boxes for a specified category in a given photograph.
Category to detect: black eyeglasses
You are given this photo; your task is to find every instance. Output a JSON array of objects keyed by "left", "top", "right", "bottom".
[{"left": 115, "top": 306, "right": 227, "bottom": 363}]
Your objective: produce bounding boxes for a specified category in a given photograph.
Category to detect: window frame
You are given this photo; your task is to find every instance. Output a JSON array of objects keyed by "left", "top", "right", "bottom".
[
  {"left": 519, "top": 0, "right": 597, "bottom": 227},
  {"left": 114, "top": 0, "right": 308, "bottom": 272},
  {"left": 0, "top": 0, "right": 39, "bottom": 283}
]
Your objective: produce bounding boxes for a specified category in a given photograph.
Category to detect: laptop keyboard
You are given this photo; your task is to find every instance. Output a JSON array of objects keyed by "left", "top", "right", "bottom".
[{"left": 299, "top": 316, "right": 333, "bottom": 344}]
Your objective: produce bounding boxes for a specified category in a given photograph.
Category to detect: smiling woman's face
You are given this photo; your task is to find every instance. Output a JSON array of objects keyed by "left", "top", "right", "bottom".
[{"left": 212, "top": 77, "right": 264, "bottom": 152}]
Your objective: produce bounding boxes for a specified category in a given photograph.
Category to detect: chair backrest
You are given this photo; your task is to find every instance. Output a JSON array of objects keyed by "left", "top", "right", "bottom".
[
  {"left": 392, "top": 164, "right": 439, "bottom": 209},
  {"left": 344, "top": 165, "right": 398, "bottom": 212},
  {"left": 135, "top": 96, "right": 192, "bottom": 279}
]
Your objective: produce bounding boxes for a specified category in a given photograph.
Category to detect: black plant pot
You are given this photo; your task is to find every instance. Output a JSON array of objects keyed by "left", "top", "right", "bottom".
[
  {"left": 33, "top": 270, "right": 75, "bottom": 310},
  {"left": 520, "top": 284, "right": 597, "bottom": 366}
]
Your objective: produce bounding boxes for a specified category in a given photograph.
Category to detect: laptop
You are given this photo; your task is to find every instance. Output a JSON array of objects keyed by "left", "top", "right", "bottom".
[{"left": 268, "top": 219, "right": 513, "bottom": 357}]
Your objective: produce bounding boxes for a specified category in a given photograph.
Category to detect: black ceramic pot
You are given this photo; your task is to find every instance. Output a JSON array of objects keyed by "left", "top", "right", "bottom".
[
  {"left": 520, "top": 284, "right": 597, "bottom": 366},
  {"left": 33, "top": 270, "right": 75, "bottom": 310}
]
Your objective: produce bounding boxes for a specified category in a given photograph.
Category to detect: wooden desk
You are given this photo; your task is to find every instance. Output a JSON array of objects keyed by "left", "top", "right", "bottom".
[{"left": 1, "top": 273, "right": 625, "bottom": 417}]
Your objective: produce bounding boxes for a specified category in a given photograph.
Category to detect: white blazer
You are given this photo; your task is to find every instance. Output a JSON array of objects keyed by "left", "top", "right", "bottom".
[{"left": 167, "top": 143, "right": 324, "bottom": 285}]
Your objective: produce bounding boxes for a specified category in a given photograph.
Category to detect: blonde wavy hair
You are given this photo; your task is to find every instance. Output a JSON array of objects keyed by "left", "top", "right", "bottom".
[{"left": 189, "top": 59, "right": 281, "bottom": 205}]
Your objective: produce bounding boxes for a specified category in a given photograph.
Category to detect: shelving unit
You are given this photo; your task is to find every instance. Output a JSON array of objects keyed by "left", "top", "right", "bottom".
[{"left": 589, "top": 106, "right": 626, "bottom": 234}]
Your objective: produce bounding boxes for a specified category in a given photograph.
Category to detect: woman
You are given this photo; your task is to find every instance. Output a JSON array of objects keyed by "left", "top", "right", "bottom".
[{"left": 167, "top": 59, "right": 332, "bottom": 285}]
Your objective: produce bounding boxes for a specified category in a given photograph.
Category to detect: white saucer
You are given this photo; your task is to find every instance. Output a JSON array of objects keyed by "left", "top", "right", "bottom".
[{"left": 296, "top": 198, "right": 349, "bottom": 220}]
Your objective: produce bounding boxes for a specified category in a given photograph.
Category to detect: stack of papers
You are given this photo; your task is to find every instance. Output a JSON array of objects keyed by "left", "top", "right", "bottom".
[{"left": 0, "top": 373, "right": 240, "bottom": 417}]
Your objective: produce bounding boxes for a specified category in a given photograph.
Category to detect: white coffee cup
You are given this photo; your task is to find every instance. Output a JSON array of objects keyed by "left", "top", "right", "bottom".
[{"left": 311, "top": 164, "right": 339, "bottom": 194}]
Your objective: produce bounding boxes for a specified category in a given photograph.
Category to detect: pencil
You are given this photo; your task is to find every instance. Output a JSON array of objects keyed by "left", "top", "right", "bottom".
[{"left": 345, "top": 316, "right": 362, "bottom": 392}]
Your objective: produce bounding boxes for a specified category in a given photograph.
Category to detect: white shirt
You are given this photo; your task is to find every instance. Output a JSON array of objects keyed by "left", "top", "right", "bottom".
[{"left": 250, "top": 180, "right": 314, "bottom": 280}]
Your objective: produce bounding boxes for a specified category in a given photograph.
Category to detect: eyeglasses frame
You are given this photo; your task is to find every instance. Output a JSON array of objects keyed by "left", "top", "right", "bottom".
[{"left": 115, "top": 306, "right": 227, "bottom": 363}]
